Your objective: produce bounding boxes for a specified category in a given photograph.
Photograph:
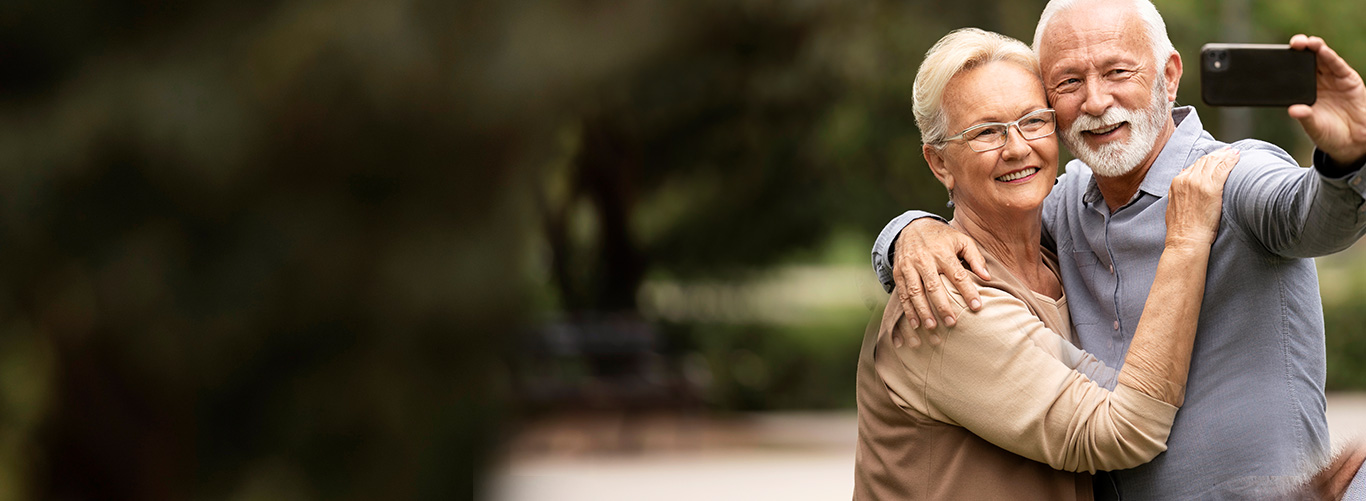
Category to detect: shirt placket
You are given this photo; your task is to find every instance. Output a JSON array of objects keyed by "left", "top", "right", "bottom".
[{"left": 1083, "top": 196, "right": 1125, "bottom": 362}]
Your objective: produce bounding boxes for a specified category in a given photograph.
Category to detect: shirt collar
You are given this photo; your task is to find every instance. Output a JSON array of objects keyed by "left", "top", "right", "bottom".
[
  {"left": 1080, "top": 106, "right": 1202, "bottom": 204},
  {"left": 1137, "top": 106, "right": 1200, "bottom": 198}
]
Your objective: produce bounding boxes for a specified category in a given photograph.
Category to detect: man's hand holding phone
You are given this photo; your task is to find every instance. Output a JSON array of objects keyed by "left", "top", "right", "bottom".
[
  {"left": 1202, "top": 36, "right": 1366, "bottom": 166},
  {"left": 1287, "top": 35, "right": 1366, "bottom": 167}
]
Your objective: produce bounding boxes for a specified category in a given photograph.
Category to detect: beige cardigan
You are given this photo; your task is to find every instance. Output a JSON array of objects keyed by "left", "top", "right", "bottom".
[{"left": 853, "top": 250, "right": 1178, "bottom": 500}]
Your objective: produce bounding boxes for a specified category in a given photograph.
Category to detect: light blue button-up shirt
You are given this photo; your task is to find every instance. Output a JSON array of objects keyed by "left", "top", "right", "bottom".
[{"left": 872, "top": 106, "right": 1366, "bottom": 499}]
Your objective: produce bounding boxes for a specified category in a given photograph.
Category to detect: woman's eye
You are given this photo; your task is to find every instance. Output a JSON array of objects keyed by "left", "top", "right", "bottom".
[{"left": 969, "top": 128, "right": 1001, "bottom": 140}]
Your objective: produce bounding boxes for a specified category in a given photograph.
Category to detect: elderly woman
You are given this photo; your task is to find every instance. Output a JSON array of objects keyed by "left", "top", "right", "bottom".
[{"left": 853, "top": 28, "right": 1237, "bottom": 499}]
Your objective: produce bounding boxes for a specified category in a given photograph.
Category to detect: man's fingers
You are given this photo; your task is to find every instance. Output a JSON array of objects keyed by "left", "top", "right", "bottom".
[
  {"left": 924, "top": 276, "right": 958, "bottom": 327},
  {"left": 893, "top": 265, "right": 914, "bottom": 319},
  {"left": 946, "top": 262, "right": 982, "bottom": 313},
  {"left": 893, "top": 262, "right": 922, "bottom": 329},
  {"left": 1288, "top": 103, "right": 1314, "bottom": 120},
  {"left": 959, "top": 241, "right": 991, "bottom": 283},
  {"left": 912, "top": 257, "right": 947, "bottom": 327},
  {"left": 893, "top": 311, "right": 921, "bottom": 349},
  {"left": 897, "top": 268, "right": 932, "bottom": 332},
  {"left": 1311, "top": 36, "right": 1356, "bottom": 79},
  {"left": 1295, "top": 34, "right": 1358, "bottom": 81},
  {"left": 905, "top": 282, "right": 935, "bottom": 331},
  {"left": 1289, "top": 105, "right": 1323, "bottom": 140},
  {"left": 894, "top": 286, "right": 920, "bottom": 331}
]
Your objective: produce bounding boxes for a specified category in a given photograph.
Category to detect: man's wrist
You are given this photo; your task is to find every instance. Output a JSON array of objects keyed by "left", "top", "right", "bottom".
[{"left": 1315, "top": 147, "right": 1366, "bottom": 179}]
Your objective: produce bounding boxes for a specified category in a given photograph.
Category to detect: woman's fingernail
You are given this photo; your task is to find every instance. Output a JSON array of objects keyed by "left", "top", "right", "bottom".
[{"left": 970, "top": 299, "right": 982, "bottom": 310}]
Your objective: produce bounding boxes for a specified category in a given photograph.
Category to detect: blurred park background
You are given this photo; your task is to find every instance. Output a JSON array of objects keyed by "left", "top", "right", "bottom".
[{"left": 0, "top": 0, "right": 1363, "bottom": 500}]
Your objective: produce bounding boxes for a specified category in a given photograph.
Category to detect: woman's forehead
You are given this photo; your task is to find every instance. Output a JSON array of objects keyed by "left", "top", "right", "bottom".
[{"left": 944, "top": 62, "right": 1046, "bottom": 125}]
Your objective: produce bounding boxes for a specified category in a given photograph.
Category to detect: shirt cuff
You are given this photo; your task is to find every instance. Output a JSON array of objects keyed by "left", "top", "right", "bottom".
[
  {"left": 1314, "top": 148, "right": 1366, "bottom": 195},
  {"left": 872, "top": 210, "right": 948, "bottom": 293}
]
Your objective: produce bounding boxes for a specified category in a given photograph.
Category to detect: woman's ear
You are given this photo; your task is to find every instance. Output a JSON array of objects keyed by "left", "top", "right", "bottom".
[{"left": 923, "top": 144, "right": 954, "bottom": 191}]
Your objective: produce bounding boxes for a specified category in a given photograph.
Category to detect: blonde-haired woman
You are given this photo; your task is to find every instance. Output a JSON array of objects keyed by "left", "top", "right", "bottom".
[{"left": 853, "top": 28, "right": 1237, "bottom": 500}]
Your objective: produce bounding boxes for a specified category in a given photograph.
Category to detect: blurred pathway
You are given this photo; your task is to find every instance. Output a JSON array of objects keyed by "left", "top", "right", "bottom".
[{"left": 489, "top": 393, "right": 1366, "bottom": 501}]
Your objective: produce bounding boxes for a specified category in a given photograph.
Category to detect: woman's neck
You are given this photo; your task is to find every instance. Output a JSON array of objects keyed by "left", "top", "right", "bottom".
[{"left": 949, "top": 205, "right": 1059, "bottom": 298}]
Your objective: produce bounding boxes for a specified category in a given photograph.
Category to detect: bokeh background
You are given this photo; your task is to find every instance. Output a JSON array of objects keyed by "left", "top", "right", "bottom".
[{"left": 0, "top": 0, "right": 1364, "bottom": 500}]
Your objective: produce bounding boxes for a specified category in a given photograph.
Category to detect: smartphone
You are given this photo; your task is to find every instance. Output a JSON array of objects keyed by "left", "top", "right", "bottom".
[{"left": 1200, "top": 43, "right": 1316, "bottom": 107}]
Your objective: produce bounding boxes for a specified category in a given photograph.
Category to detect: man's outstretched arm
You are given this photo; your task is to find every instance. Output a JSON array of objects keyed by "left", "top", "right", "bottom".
[{"left": 1226, "top": 36, "right": 1366, "bottom": 258}]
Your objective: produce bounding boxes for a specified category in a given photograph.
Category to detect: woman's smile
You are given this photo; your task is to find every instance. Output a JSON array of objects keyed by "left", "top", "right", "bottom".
[{"left": 996, "top": 167, "right": 1040, "bottom": 183}]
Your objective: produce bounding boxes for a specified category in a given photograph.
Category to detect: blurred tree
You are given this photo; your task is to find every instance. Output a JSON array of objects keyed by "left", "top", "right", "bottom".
[
  {"left": 537, "top": 0, "right": 1049, "bottom": 315},
  {"left": 0, "top": 0, "right": 532, "bottom": 499}
]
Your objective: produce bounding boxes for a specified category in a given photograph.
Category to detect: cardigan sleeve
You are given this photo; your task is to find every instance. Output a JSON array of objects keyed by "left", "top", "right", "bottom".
[{"left": 873, "top": 283, "right": 1178, "bottom": 474}]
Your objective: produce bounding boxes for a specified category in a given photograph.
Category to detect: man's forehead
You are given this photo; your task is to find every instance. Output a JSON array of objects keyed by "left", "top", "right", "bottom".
[{"left": 1037, "top": 6, "right": 1146, "bottom": 70}]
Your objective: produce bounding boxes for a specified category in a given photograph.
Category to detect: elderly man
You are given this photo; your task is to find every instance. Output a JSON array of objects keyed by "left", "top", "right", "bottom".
[{"left": 871, "top": 0, "right": 1366, "bottom": 498}]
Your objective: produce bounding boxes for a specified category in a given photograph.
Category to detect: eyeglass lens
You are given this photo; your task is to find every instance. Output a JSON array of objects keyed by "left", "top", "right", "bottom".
[{"left": 965, "top": 111, "right": 1055, "bottom": 152}]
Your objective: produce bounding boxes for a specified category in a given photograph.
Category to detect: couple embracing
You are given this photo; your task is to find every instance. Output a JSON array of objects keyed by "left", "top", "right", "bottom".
[{"left": 854, "top": 0, "right": 1366, "bottom": 499}]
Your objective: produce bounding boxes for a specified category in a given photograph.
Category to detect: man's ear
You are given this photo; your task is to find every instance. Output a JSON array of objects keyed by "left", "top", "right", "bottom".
[
  {"left": 1163, "top": 51, "right": 1183, "bottom": 102},
  {"left": 923, "top": 144, "right": 954, "bottom": 191}
]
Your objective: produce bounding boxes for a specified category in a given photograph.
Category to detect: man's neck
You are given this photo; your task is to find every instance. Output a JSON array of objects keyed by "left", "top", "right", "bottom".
[{"left": 1094, "top": 121, "right": 1176, "bottom": 213}]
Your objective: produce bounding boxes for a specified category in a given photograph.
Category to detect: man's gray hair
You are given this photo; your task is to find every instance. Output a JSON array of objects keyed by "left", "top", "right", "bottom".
[
  {"left": 914, "top": 28, "right": 1039, "bottom": 146},
  {"left": 1032, "top": 0, "right": 1176, "bottom": 81}
]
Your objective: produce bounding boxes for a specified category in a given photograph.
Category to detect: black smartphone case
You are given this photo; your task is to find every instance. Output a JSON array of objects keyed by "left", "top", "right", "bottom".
[{"left": 1200, "top": 43, "right": 1316, "bottom": 107}]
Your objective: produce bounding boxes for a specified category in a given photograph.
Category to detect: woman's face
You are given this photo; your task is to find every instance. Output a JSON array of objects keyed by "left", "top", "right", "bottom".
[{"left": 927, "top": 61, "right": 1059, "bottom": 219}]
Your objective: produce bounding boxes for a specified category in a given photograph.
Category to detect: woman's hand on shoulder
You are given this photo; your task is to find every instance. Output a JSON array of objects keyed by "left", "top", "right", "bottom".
[{"left": 1165, "top": 148, "right": 1239, "bottom": 248}]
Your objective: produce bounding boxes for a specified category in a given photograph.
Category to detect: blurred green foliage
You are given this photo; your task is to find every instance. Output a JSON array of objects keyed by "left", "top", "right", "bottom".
[{"left": 1, "top": 0, "right": 1365, "bottom": 499}]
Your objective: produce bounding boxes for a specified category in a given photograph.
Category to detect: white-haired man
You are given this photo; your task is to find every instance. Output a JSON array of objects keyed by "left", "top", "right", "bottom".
[{"left": 872, "top": 0, "right": 1366, "bottom": 498}]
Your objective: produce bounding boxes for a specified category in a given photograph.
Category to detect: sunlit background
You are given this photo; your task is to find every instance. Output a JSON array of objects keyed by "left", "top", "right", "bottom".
[{"left": 0, "top": 0, "right": 1364, "bottom": 500}]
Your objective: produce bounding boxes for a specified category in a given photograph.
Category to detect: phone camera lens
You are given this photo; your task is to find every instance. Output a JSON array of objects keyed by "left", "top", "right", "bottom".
[{"left": 1206, "top": 50, "right": 1229, "bottom": 72}]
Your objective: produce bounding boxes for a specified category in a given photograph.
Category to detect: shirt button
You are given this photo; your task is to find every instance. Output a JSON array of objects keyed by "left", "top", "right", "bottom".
[
  {"left": 1351, "top": 176, "right": 1363, "bottom": 189},
  {"left": 1113, "top": 320, "right": 1120, "bottom": 330}
]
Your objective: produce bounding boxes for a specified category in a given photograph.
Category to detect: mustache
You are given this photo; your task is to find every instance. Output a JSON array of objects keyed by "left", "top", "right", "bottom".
[{"left": 1069, "top": 107, "right": 1142, "bottom": 135}]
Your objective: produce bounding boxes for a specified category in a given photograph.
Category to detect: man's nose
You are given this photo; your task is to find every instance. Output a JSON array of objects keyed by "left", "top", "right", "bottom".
[{"left": 1080, "top": 78, "right": 1113, "bottom": 118}]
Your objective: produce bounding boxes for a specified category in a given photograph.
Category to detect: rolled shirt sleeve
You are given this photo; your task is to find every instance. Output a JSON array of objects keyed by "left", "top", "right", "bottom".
[{"left": 874, "top": 283, "right": 1177, "bottom": 474}]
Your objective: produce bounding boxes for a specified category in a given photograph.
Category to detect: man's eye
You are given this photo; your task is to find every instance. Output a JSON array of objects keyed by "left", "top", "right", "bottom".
[{"left": 1021, "top": 117, "right": 1047, "bottom": 128}]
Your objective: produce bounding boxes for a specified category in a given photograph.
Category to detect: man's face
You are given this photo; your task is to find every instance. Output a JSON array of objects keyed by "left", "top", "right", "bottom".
[{"left": 1038, "top": 2, "right": 1175, "bottom": 177}]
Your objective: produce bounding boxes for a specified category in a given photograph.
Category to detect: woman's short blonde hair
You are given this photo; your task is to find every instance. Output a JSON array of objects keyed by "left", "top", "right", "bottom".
[{"left": 914, "top": 28, "right": 1040, "bottom": 146}]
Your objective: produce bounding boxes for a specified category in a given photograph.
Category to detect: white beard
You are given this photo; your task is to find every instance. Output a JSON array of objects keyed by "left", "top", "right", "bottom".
[{"left": 1062, "top": 77, "right": 1172, "bottom": 178}]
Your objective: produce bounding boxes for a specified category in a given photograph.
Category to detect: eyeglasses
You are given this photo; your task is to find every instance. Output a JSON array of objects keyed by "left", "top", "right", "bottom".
[{"left": 940, "top": 109, "right": 1056, "bottom": 152}]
